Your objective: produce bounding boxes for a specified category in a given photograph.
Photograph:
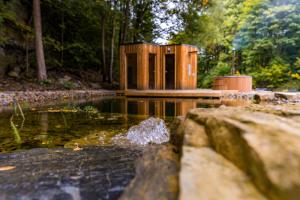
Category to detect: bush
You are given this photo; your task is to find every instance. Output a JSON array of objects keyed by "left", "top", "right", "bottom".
[
  {"left": 250, "top": 58, "right": 289, "bottom": 89},
  {"left": 278, "top": 80, "right": 300, "bottom": 91},
  {"left": 62, "top": 81, "right": 74, "bottom": 90},
  {"left": 200, "top": 62, "right": 231, "bottom": 88}
]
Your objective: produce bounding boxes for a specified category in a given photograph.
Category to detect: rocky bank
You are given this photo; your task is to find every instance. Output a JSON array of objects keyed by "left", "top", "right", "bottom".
[
  {"left": 174, "top": 105, "right": 300, "bottom": 200},
  {"left": 0, "top": 90, "right": 114, "bottom": 106}
]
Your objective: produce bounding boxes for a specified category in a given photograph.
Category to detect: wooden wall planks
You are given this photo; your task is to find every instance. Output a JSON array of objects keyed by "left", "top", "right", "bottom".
[{"left": 119, "top": 43, "right": 198, "bottom": 90}]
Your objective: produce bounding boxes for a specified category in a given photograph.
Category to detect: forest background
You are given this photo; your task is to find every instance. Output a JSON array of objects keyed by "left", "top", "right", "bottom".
[{"left": 1, "top": 0, "right": 300, "bottom": 90}]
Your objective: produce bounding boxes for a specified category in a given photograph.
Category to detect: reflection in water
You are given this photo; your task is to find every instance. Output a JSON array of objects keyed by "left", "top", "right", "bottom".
[
  {"left": 0, "top": 97, "right": 251, "bottom": 153},
  {"left": 37, "top": 112, "right": 50, "bottom": 145},
  {"left": 116, "top": 98, "right": 251, "bottom": 119},
  {"left": 121, "top": 98, "right": 198, "bottom": 118},
  {"left": 10, "top": 116, "right": 22, "bottom": 144}
]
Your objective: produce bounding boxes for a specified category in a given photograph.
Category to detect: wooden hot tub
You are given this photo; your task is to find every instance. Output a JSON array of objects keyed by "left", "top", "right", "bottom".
[{"left": 213, "top": 76, "right": 252, "bottom": 92}]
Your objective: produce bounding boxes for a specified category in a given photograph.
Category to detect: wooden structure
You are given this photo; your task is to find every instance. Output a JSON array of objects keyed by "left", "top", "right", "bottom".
[
  {"left": 119, "top": 43, "right": 198, "bottom": 90},
  {"left": 213, "top": 76, "right": 252, "bottom": 92},
  {"left": 120, "top": 89, "right": 238, "bottom": 99}
]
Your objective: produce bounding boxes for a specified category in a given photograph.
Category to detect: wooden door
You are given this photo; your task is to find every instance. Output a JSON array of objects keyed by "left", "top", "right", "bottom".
[
  {"left": 127, "top": 53, "right": 137, "bottom": 89},
  {"left": 149, "top": 54, "right": 156, "bottom": 89},
  {"left": 165, "top": 54, "right": 175, "bottom": 89}
]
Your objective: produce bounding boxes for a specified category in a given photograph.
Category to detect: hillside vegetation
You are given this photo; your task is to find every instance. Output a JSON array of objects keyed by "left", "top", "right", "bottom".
[{"left": 0, "top": 0, "right": 299, "bottom": 90}]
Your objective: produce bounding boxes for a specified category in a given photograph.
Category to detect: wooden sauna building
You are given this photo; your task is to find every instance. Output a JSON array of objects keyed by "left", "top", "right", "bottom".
[{"left": 119, "top": 43, "right": 198, "bottom": 91}]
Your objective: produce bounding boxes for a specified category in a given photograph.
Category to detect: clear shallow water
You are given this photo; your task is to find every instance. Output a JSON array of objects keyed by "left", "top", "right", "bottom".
[
  {"left": 0, "top": 97, "right": 251, "bottom": 200},
  {"left": 0, "top": 97, "right": 250, "bottom": 153}
]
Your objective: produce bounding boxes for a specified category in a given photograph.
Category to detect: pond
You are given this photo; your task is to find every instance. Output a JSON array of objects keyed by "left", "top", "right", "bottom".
[
  {"left": 0, "top": 97, "right": 250, "bottom": 200},
  {"left": 0, "top": 97, "right": 248, "bottom": 153}
]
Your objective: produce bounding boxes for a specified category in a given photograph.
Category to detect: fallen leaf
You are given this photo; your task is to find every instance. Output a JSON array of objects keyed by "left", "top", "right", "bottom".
[{"left": 0, "top": 166, "right": 16, "bottom": 171}]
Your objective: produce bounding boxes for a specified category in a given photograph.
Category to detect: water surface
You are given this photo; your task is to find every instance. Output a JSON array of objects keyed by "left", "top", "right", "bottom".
[{"left": 0, "top": 97, "right": 250, "bottom": 153}]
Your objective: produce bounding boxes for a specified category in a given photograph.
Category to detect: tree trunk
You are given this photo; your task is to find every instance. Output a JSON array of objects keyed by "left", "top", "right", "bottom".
[
  {"left": 109, "top": 15, "right": 116, "bottom": 83},
  {"left": 119, "top": 0, "right": 130, "bottom": 45},
  {"left": 33, "top": 0, "right": 47, "bottom": 81},
  {"left": 61, "top": 12, "right": 64, "bottom": 68},
  {"left": 101, "top": 17, "right": 107, "bottom": 82},
  {"left": 123, "top": 0, "right": 130, "bottom": 43}
]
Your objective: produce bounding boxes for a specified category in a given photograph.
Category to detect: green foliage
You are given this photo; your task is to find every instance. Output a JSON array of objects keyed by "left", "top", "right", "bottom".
[
  {"left": 40, "top": 79, "right": 52, "bottom": 86},
  {"left": 278, "top": 80, "right": 300, "bottom": 91},
  {"left": 83, "top": 105, "right": 98, "bottom": 114},
  {"left": 0, "top": 0, "right": 32, "bottom": 45},
  {"left": 62, "top": 81, "right": 74, "bottom": 90},
  {"left": 200, "top": 61, "right": 231, "bottom": 88},
  {"left": 2, "top": 0, "right": 300, "bottom": 89},
  {"left": 250, "top": 58, "right": 290, "bottom": 89},
  {"left": 170, "top": 0, "right": 225, "bottom": 48},
  {"left": 171, "top": 0, "right": 300, "bottom": 90},
  {"left": 1, "top": 0, "right": 161, "bottom": 82}
]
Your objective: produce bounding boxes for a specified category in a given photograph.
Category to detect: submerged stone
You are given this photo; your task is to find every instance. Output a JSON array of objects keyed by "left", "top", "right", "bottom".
[
  {"left": 0, "top": 147, "right": 142, "bottom": 200},
  {"left": 126, "top": 117, "right": 170, "bottom": 145}
]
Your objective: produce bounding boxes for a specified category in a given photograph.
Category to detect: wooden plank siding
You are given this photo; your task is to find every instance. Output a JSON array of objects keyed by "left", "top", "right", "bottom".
[{"left": 120, "top": 43, "right": 198, "bottom": 91}]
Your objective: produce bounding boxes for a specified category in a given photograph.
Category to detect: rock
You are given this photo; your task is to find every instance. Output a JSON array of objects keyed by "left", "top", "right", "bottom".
[
  {"left": 64, "top": 131, "right": 118, "bottom": 148},
  {"left": 63, "top": 75, "right": 72, "bottom": 82},
  {"left": 275, "top": 92, "right": 300, "bottom": 102},
  {"left": 253, "top": 91, "right": 275, "bottom": 103},
  {"left": 58, "top": 75, "right": 72, "bottom": 84},
  {"left": 120, "top": 144, "right": 179, "bottom": 200},
  {"left": 187, "top": 107, "right": 300, "bottom": 200},
  {"left": 179, "top": 147, "right": 267, "bottom": 200},
  {"left": 8, "top": 70, "right": 19, "bottom": 78},
  {"left": 13, "top": 66, "right": 21, "bottom": 74},
  {"left": 181, "top": 118, "right": 209, "bottom": 148},
  {"left": 246, "top": 104, "right": 300, "bottom": 122},
  {"left": 0, "top": 147, "right": 142, "bottom": 200},
  {"left": 126, "top": 117, "right": 170, "bottom": 145},
  {"left": 169, "top": 117, "right": 185, "bottom": 151},
  {"left": 90, "top": 82, "right": 102, "bottom": 89}
]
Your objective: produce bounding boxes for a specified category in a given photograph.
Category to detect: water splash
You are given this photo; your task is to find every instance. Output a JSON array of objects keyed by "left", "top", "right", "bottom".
[{"left": 125, "top": 117, "right": 170, "bottom": 145}]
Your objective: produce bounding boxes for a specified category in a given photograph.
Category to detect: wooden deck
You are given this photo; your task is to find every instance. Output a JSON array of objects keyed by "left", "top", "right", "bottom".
[{"left": 116, "top": 89, "right": 238, "bottom": 98}]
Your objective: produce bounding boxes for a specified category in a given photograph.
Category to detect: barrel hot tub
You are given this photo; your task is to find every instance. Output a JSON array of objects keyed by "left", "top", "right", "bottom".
[{"left": 213, "top": 76, "right": 252, "bottom": 92}]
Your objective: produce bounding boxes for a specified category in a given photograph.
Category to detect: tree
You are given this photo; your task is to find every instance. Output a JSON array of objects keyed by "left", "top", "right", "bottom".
[
  {"left": 33, "top": 0, "right": 47, "bottom": 81},
  {"left": 169, "top": 0, "right": 227, "bottom": 87},
  {"left": 109, "top": 0, "right": 117, "bottom": 83}
]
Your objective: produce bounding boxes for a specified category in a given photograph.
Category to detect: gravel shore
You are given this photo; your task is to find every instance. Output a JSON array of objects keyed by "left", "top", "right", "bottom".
[{"left": 0, "top": 90, "right": 115, "bottom": 106}]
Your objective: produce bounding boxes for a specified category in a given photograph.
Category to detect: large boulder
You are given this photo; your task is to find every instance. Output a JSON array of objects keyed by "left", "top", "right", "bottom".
[
  {"left": 120, "top": 144, "right": 179, "bottom": 200},
  {"left": 186, "top": 107, "right": 300, "bottom": 200},
  {"left": 180, "top": 146, "right": 266, "bottom": 200}
]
